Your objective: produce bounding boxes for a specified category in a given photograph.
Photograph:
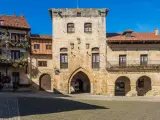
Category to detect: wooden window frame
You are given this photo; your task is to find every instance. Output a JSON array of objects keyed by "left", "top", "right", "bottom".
[
  {"left": 46, "top": 45, "right": 52, "bottom": 50},
  {"left": 11, "top": 50, "right": 20, "bottom": 60},
  {"left": 34, "top": 44, "right": 40, "bottom": 49},
  {"left": 92, "top": 53, "right": 100, "bottom": 69},
  {"left": 84, "top": 23, "right": 92, "bottom": 33},
  {"left": 38, "top": 61, "right": 47, "bottom": 67},
  {"left": 119, "top": 55, "right": 127, "bottom": 66},
  {"left": 60, "top": 54, "right": 68, "bottom": 69},
  {"left": 140, "top": 54, "right": 148, "bottom": 65},
  {"left": 67, "top": 23, "right": 75, "bottom": 33}
]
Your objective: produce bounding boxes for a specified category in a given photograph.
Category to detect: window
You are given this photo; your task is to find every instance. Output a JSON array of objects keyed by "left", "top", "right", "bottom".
[
  {"left": 11, "top": 33, "right": 25, "bottom": 41},
  {"left": 92, "top": 53, "right": 100, "bottom": 69},
  {"left": 12, "top": 72, "right": 20, "bottom": 85},
  {"left": 34, "top": 44, "right": 40, "bottom": 49},
  {"left": 11, "top": 50, "right": 20, "bottom": 60},
  {"left": 140, "top": 54, "right": 148, "bottom": 65},
  {"left": 84, "top": 23, "right": 92, "bottom": 33},
  {"left": 67, "top": 23, "right": 75, "bottom": 33},
  {"left": 0, "top": 49, "right": 2, "bottom": 55},
  {"left": 46, "top": 45, "right": 52, "bottom": 50},
  {"left": 119, "top": 55, "right": 126, "bottom": 66},
  {"left": 60, "top": 54, "right": 68, "bottom": 69},
  {"left": 77, "top": 12, "right": 81, "bottom": 17},
  {"left": 0, "top": 20, "right": 3, "bottom": 25},
  {"left": 38, "top": 61, "right": 47, "bottom": 67},
  {"left": 138, "top": 79, "right": 144, "bottom": 88}
]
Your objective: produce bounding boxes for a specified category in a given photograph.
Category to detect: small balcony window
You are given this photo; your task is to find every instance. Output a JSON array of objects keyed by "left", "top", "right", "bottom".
[
  {"left": 11, "top": 50, "right": 20, "bottom": 60},
  {"left": 119, "top": 55, "right": 126, "bottom": 66},
  {"left": 140, "top": 55, "right": 148, "bottom": 65}
]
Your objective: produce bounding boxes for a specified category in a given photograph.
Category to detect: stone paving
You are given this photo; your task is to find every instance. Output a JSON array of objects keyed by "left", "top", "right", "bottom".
[
  {"left": 0, "top": 98, "right": 20, "bottom": 120},
  {"left": 0, "top": 92, "right": 160, "bottom": 120}
]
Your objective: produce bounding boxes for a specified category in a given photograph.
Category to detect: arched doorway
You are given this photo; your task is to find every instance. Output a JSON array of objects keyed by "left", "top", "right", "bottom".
[
  {"left": 70, "top": 71, "right": 90, "bottom": 94},
  {"left": 39, "top": 74, "right": 51, "bottom": 91},
  {"left": 136, "top": 76, "right": 152, "bottom": 96},
  {"left": 115, "top": 76, "right": 131, "bottom": 96}
]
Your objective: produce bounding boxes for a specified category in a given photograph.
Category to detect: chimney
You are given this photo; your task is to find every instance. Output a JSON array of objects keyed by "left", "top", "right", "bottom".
[
  {"left": 13, "top": 12, "right": 16, "bottom": 16},
  {"left": 122, "top": 29, "right": 133, "bottom": 37},
  {"left": 20, "top": 14, "right": 24, "bottom": 18},
  {"left": 155, "top": 28, "right": 159, "bottom": 35}
]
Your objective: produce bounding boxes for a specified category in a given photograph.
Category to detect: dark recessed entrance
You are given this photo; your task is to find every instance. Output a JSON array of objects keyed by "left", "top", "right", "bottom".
[{"left": 70, "top": 71, "right": 90, "bottom": 94}]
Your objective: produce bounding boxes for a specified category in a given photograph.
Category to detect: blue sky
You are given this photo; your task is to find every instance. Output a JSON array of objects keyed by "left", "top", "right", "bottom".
[{"left": 0, "top": 0, "right": 160, "bottom": 34}]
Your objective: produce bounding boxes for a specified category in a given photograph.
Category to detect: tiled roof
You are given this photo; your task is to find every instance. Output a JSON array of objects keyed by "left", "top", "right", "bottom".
[
  {"left": 107, "top": 32, "right": 160, "bottom": 41},
  {"left": 30, "top": 34, "right": 52, "bottom": 40},
  {"left": 0, "top": 15, "right": 30, "bottom": 29}
]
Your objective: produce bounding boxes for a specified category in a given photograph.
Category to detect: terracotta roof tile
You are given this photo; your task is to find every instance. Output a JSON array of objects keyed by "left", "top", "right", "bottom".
[
  {"left": 30, "top": 34, "right": 52, "bottom": 40},
  {"left": 107, "top": 32, "right": 160, "bottom": 41},
  {"left": 0, "top": 15, "right": 30, "bottom": 29}
]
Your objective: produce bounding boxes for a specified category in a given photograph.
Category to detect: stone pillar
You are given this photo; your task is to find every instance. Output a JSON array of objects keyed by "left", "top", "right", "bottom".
[
  {"left": 127, "top": 84, "right": 137, "bottom": 96},
  {"left": 107, "top": 85, "right": 115, "bottom": 96},
  {"left": 91, "top": 82, "right": 94, "bottom": 94}
]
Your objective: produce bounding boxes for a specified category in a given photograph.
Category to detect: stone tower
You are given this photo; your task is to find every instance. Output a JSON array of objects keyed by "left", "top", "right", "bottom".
[{"left": 49, "top": 8, "right": 108, "bottom": 94}]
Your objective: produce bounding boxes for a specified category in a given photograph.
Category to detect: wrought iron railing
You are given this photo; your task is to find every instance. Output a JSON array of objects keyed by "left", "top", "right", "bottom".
[{"left": 106, "top": 60, "right": 160, "bottom": 71}]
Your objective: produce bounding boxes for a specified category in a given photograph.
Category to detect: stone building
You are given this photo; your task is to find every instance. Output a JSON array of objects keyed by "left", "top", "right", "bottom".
[
  {"left": 30, "top": 35, "right": 53, "bottom": 91},
  {"left": 0, "top": 13, "right": 30, "bottom": 90},
  {"left": 7, "top": 8, "right": 159, "bottom": 96}
]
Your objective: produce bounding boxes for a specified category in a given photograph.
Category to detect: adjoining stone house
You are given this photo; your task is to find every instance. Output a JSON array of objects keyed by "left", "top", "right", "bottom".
[
  {"left": 107, "top": 29, "right": 160, "bottom": 96},
  {"left": 0, "top": 13, "right": 30, "bottom": 89},
  {"left": 30, "top": 34, "right": 53, "bottom": 91}
]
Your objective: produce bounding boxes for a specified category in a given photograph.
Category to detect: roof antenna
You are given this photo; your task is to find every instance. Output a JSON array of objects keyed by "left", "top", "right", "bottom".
[{"left": 77, "top": 0, "right": 79, "bottom": 8}]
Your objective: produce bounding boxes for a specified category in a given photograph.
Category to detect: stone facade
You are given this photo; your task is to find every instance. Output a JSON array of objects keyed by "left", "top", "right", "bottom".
[
  {"left": 30, "top": 8, "right": 160, "bottom": 96},
  {"left": 49, "top": 8, "right": 108, "bottom": 94}
]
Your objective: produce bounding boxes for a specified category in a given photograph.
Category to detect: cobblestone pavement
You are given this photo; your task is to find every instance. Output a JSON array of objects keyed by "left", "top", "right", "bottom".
[
  {"left": 0, "top": 93, "right": 160, "bottom": 120},
  {"left": 0, "top": 98, "right": 20, "bottom": 120},
  {"left": 19, "top": 97, "right": 160, "bottom": 120}
]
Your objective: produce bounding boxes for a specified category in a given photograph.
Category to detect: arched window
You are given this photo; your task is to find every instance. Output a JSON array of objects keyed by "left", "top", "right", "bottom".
[
  {"left": 84, "top": 23, "right": 92, "bottom": 33},
  {"left": 67, "top": 23, "right": 75, "bottom": 33},
  {"left": 60, "top": 48, "right": 68, "bottom": 52},
  {"left": 92, "top": 47, "right": 99, "bottom": 52}
]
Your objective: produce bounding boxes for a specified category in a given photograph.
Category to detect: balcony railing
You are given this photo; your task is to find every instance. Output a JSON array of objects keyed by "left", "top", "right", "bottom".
[{"left": 106, "top": 60, "right": 160, "bottom": 72}]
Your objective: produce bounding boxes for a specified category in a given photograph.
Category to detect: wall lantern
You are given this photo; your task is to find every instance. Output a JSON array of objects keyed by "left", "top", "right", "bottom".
[
  {"left": 70, "top": 43, "right": 74, "bottom": 49},
  {"left": 86, "top": 43, "right": 90, "bottom": 49},
  {"left": 77, "top": 38, "right": 81, "bottom": 44}
]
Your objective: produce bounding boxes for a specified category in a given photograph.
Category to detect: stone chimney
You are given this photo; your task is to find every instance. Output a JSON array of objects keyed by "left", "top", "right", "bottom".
[
  {"left": 155, "top": 28, "right": 159, "bottom": 35},
  {"left": 20, "top": 14, "right": 24, "bottom": 18}
]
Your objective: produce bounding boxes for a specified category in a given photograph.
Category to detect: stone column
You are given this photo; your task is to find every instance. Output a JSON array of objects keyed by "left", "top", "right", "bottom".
[
  {"left": 127, "top": 84, "right": 137, "bottom": 96},
  {"left": 107, "top": 85, "right": 115, "bottom": 96}
]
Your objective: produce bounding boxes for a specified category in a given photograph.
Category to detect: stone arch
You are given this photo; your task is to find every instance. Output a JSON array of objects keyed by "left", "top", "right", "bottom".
[
  {"left": 136, "top": 75, "right": 152, "bottom": 96},
  {"left": 39, "top": 73, "right": 51, "bottom": 91},
  {"left": 115, "top": 76, "right": 131, "bottom": 96},
  {"left": 68, "top": 67, "right": 93, "bottom": 94}
]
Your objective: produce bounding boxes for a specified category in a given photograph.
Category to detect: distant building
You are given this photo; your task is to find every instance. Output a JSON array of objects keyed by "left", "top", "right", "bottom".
[{"left": 0, "top": 13, "right": 30, "bottom": 90}]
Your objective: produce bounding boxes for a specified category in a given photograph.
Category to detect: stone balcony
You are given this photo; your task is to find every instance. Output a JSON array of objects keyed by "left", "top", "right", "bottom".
[{"left": 106, "top": 60, "right": 160, "bottom": 72}]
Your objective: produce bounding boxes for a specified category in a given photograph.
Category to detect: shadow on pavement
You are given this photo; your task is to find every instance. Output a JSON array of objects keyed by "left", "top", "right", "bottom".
[{"left": 18, "top": 97, "right": 108, "bottom": 117}]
